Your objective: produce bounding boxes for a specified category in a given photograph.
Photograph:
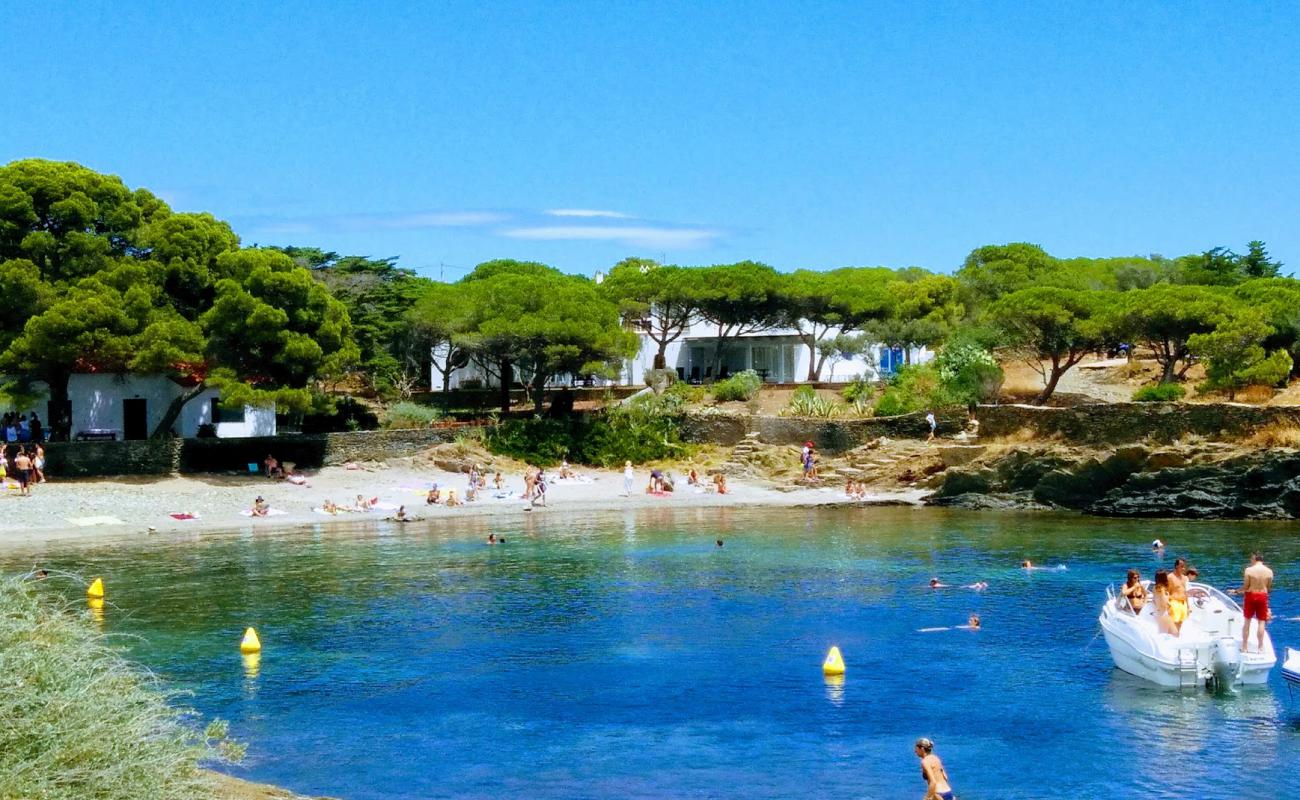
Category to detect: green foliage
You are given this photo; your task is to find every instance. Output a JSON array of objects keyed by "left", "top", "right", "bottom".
[
  {"left": 711, "top": 369, "right": 762, "bottom": 402},
  {"left": 1132, "top": 383, "right": 1186, "bottom": 402},
  {"left": 989, "top": 287, "right": 1105, "bottom": 403},
  {"left": 485, "top": 394, "right": 688, "bottom": 466},
  {"left": 874, "top": 364, "right": 955, "bottom": 416},
  {"left": 935, "top": 341, "right": 1004, "bottom": 405},
  {"left": 665, "top": 380, "right": 707, "bottom": 404},
  {"left": 0, "top": 575, "right": 241, "bottom": 799},
  {"left": 781, "top": 385, "right": 843, "bottom": 418},
  {"left": 280, "top": 248, "right": 434, "bottom": 393},
  {"left": 841, "top": 375, "right": 874, "bottom": 404},
  {"left": 1112, "top": 284, "right": 1237, "bottom": 383},
  {"left": 455, "top": 260, "right": 639, "bottom": 413},
  {"left": 300, "top": 395, "right": 380, "bottom": 433},
  {"left": 1189, "top": 313, "right": 1292, "bottom": 398},
  {"left": 382, "top": 401, "right": 443, "bottom": 429},
  {"left": 601, "top": 259, "right": 703, "bottom": 369},
  {"left": 0, "top": 160, "right": 359, "bottom": 440}
]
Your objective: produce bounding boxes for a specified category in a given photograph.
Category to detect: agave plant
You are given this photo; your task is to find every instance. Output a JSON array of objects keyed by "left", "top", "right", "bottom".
[{"left": 781, "top": 386, "right": 844, "bottom": 418}]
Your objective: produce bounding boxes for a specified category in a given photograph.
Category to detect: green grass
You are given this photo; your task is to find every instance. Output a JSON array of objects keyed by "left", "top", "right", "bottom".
[{"left": 0, "top": 573, "right": 241, "bottom": 799}]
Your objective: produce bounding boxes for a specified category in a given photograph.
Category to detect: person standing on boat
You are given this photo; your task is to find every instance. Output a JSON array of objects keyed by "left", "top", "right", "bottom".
[
  {"left": 1166, "top": 558, "right": 1190, "bottom": 633},
  {"left": 914, "top": 737, "right": 955, "bottom": 800},
  {"left": 1242, "top": 552, "right": 1274, "bottom": 653}
]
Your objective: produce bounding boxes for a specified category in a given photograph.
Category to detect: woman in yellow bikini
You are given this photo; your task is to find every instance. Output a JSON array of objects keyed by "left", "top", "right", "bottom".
[{"left": 1152, "top": 570, "right": 1180, "bottom": 635}]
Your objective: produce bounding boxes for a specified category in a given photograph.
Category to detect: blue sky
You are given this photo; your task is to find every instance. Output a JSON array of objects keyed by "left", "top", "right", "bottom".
[{"left": 4, "top": 2, "right": 1298, "bottom": 280}]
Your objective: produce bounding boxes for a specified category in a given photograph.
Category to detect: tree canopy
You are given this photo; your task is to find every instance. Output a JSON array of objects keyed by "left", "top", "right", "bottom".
[{"left": 0, "top": 159, "right": 357, "bottom": 438}]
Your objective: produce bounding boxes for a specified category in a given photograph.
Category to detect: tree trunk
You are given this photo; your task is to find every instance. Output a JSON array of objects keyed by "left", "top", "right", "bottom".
[
  {"left": 498, "top": 360, "right": 513, "bottom": 415},
  {"left": 1035, "top": 364, "right": 1064, "bottom": 405},
  {"left": 533, "top": 371, "right": 547, "bottom": 415},
  {"left": 711, "top": 328, "right": 728, "bottom": 378},
  {"left": 441, "top": 361, "right": 451, "bottom": 393},
  {"left": 653, "top": 342, "right": 667, "bottom": 371},
  {"left": 46, "top": 370, "right": 72, "bottom": 442},
  {"left": 152, "top": 382, "right": 207, "bottom": 439},
  {"left": 1159, "top": 358, "right": 1175, "bottom": 384}
]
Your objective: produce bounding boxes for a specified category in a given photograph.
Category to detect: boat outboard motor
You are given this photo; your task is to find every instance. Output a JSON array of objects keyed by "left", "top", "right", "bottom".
[{"left": 1212, "top": 637, "right": 1243, "bottom": 686}]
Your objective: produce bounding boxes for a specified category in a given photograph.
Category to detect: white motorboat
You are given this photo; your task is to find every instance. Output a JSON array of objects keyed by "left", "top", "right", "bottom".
[
  {"left": 1099, "top": 581, "right": 1275, "bottom": 688},
  {"left": 1283, "top": 647, "right": 1300, "bottom": 691}
]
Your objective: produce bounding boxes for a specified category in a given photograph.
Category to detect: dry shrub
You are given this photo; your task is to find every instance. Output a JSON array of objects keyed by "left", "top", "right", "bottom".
[
  {"left": 1244, "top": 423, "right": 1300, "bottom": 449},
  {"left": 998, "top": 373, "right": 1045, "bottom": 401},
  {"left": 985, "top": 426, "right": 1039, "bottom": 445},
  {"left": 1234, "top": 385, "right": 1276, "bottom": 404}
]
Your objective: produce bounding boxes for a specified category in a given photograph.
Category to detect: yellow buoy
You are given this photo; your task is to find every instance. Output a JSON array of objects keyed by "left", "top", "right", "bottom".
[
  {"left": 240, "top": 627, "right": 262, "bottom": 654},
  {"left": 86, "top": 578, "right": 105, "bottom": 599},
  {"left": 822, "top": 645, "right": 845, "bottom": 675}
]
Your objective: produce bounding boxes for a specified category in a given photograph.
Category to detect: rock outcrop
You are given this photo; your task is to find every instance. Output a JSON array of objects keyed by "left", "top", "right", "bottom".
[{"left": 929, "top": 443, "right": 1300, "bottom": 519}]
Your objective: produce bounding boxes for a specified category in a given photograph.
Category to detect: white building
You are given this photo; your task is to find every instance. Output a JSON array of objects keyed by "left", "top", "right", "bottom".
[
  {"left": 619, "top": 321, "right": 929, "bottom": 386},
  {"left": 1, "top": 374, "right": 275, "bottom": 439},
  {"left": 433, "top": 320, "right": 931, "bottom": 391}
]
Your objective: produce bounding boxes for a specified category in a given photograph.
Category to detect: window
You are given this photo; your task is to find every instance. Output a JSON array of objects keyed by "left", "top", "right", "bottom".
[{"left": 211, "top": 398, "right": 246, "bottom": 425}]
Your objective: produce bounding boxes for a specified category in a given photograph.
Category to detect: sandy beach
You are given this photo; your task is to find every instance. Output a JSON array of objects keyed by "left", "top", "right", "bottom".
[{"left": 0, "top": 461, "right": 929, "bottom": 550}]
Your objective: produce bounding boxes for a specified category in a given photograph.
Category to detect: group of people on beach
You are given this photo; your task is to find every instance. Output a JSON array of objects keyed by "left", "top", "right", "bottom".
[
  {"left": 1120, "top": 551, "right": 1275, "bottom": 651},
  {"left": 2, "top": 411, "right": 43, "bottom": 444},
  {"left": 1, "top": 443, "right": 44, "bottom": 496}
]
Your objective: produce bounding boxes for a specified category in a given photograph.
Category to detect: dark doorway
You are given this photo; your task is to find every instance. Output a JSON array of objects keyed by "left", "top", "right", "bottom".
[{"left": 123, "top": 398, "right": 148, "bottom": 440}]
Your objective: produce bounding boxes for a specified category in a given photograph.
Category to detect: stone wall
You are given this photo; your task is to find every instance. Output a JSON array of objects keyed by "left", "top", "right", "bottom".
[
  {"left": 42, "top": 439, "right": 182, "bottom": 478},
  {"left": 681, "top": 403, "right": 1300, "bottom": 452},
  {"left": 39, "top": 428, "right": 468, "bottom": 478}
]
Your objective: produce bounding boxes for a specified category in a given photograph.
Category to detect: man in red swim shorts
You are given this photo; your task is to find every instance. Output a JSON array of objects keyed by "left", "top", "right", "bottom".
[{"left": 1241, "top": 552, "right": 1274, "bottom": 653}]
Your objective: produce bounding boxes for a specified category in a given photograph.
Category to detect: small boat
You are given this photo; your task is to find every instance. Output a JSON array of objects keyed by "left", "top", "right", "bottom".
[
  {"left": 1283, "top": 647, "right": 1300, "bottom": 692},
  {"left": 1099, "top": 582, "right": 1275, "bottom": 689}
]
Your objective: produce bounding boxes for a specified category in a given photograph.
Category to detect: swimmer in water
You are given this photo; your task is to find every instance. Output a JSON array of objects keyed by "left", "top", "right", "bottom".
[
  {"left": 929, "top": 577, "right": 950, "bottom": 588},
  {"left": 716, "top": 539, "right": 724, "bottom": 547},
  {"left": 964, "top": 613, "right": 981, "bottom": 630},
  {"left": 964, "top": 581, "right": 988, "bottom": 590}
]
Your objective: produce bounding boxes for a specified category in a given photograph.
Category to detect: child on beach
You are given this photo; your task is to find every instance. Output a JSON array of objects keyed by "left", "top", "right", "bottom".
[
  {"left": 622, "top": 461, "right": 634, "bottom": 496},
  {"left": 251, "top": 496, "right": 270, "bottom": 517},
  {"left": 493, "top": 472, "right": 504, "bottom": 490},
  {"left": 426, "top": 485, "right": 441, "bottom": 505},
  {"left": 713, "top": 473, "right": 729, "bottom": 495}
]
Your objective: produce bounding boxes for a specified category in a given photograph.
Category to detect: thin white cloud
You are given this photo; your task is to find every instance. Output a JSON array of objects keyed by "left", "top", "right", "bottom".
[
  {"left": 502, "top": 225, "right": 722, "bottom": 249},
  {"left": 245, "top": 210, "right": 507, "bottom": 234},
  {"left": 375, "top": 211, "right": 508, "bottom": 228},
  {"left": 545, "top": 208, "right": 632, "bottom": 219}
]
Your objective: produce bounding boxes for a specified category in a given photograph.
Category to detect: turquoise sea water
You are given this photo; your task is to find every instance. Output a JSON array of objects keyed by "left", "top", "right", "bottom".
[{"left": 7, "top": 507, "right": 1300, "bottom": 799}]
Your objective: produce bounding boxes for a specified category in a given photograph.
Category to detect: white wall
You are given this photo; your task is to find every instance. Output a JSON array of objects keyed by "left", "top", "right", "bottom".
[
  {"left": 0, "top": 374, "right": 274, "bottom": 439},
  {"left": 180, "top": 388, "right": 276, "bottom": 438},
  {"left": 68, "top": 374, "right": 177, "bottom": 438}
]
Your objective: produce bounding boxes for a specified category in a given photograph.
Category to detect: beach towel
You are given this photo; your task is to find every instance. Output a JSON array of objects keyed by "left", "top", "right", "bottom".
[
  {"left": 169, "top": 513, "right": 200, "bottom": 521},
  {"left": 66, "top": 516, "right": 126, "bottom": 527},
  {"left": 239, "top": 508, "right": 288, "bottom": 517}
]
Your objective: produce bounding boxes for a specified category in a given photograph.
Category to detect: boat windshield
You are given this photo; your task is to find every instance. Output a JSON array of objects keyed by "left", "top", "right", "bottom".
[{"left": 1188, "top": 581, "right": 1240, "bottom": 612}]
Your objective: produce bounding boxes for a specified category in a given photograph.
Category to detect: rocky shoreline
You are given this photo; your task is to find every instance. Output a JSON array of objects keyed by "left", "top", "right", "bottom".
[{"left": 928, "top": 443, "right": 1300, "bottom": 518}]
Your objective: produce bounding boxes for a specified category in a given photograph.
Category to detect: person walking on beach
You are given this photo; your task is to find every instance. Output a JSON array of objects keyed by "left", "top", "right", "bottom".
[
  {"left": 925, "top": 411, "right": 937, "bottom": 443},
  {"left": 622, "top": 461, "right": 635, "bottom": 496},
  {"left": 12, "top": 449, "right": 32, "bottom": 496},
  {"left": 1242, "top": 552, "right": 1274, "bottom": 653},
  {"left": 914, "top": 737, "right": 955, "bottom": 800}
]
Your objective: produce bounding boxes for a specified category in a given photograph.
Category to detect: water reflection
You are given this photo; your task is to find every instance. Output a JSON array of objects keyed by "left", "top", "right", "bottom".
[
  {"left": 86, "top": 596, "right": 104, "bottom": 624},
  {"left": 823, "top": 673, "right": 845, "bottom": 707}
]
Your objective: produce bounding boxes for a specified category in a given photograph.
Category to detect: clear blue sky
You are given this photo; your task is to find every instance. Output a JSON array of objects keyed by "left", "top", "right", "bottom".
[{"left": 4, "top": 2, "right": 1298, "bottom": 280}]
